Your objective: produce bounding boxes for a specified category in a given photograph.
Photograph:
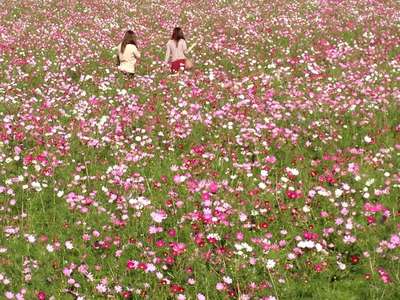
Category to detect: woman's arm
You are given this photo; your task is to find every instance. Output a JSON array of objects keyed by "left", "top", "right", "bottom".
[
  {"left": 132, "top": 45, "right": 141, "bottom": 59},
  {"left": 182, "top": 40, "right": 188, "bottom": 54}
]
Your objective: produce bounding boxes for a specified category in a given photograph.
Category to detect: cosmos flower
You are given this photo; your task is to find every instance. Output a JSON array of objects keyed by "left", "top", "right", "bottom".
[
  {"left": 150, "top": 210, "right": 167, "bottom": 223},
  {"left": 0, "top": 0, "right": 399, "bottom": 298}
]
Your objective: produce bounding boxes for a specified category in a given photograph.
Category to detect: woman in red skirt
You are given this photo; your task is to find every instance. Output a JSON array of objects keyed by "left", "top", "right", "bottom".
[{"left": 164, "top": 27, "right": 193, "bottom": 73}]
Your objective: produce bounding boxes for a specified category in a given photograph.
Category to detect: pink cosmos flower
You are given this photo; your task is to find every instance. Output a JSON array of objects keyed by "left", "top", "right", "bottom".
[
  {"left": 37, "top": 292, "right": 46, "bottom": 300},
  {"left": 265, "top": 156, "right": 277, "bottom": 164},
  {"left": 171, "top": 242, "right": 186, "bottom": 255},
  {"left": 377, "top": 268, "right": 391, "bottom": 284},
  {"left": 201, "top": 192, "right": 211, "bottom": 201},
  {"left": 209, "top": 181, "right": 218, "bottom": 193},
  {"left": 150, "top": 210, "right": 167, "bottom": 223},
  {"left": 236, "top": 232, "right": 244, "bottom": 240},
  {"left": 63, "top": 267, "right": 72, "bottom": 277},
  {"left": 126, "top": 260, "right": 137, "bottom": 270},
  {"left": 149, "top": 226, "right": 163, "bottom": 234},
  {"left": 197, "top": 294, "right": 206, "bottom": 300},
  {"left": 173, "top": 175, "right": 187, "bottom": 184},
  {"left": 347, "top": 163, "right": 359, "bottom": 174},
  {"left": 389, "top": 234, "right": 400, "bottom": 247}
]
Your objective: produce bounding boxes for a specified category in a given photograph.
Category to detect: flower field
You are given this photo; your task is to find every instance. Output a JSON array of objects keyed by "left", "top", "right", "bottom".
[{"left": 0, "top": 0, "right": 400, "bottom": 299}]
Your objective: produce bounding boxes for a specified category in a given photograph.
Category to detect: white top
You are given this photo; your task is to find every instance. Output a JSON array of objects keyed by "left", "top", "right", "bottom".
[
  {"left": 116, "top": 43, "right": 141, "bottom": 74},
  {"left": 165, "top": 39, "right": 188, "bottom": 63}
]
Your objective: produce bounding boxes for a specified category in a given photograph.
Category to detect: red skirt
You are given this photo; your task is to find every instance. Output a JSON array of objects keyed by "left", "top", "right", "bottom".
[{"left": 170, "top": 59, "right": 186, "bottom": 72}]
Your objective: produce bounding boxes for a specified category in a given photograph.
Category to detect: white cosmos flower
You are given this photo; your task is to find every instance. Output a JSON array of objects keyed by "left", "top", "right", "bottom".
[
  {"left": 298, "top": 240, "right": 315, "bottom": 249},
  {"left": 317, "top": 189, "right": 331, "bottom": 197},
  {"left": 335, "top": 189, "right": 343, "bottom": 198},
  {"left": 365, "top": 179, "right": 375, "bottom": 186},
  {"left": 364, "top": 136, "right": 372, "bottom": 143},
  {"left": 31, "top": 181, "right": 42, "bottom": 192},
  {"left": 65, "top": 241, "right": 74, "bottom": 250},
  {"left": 286, "top": 167, "right": 299, "bottom": 176},
  {"left": 337, "top": 262, "right": 346, "bottom": 270},
  {"left": 26, "top": 234, "right": 36, "bottom": 243},
  {"left": 223, "top": 276, "right": 233, "bottom": 284},
  {"left": 266, "top": 259, "right": 276, "bottom": 269}
]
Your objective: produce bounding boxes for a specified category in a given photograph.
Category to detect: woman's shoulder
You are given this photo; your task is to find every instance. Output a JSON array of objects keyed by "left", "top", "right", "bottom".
[
  {"left": 125, "top": 43, "right": 138, "bottom": 51},
  {"left": 167, "top": 39, "right": 186, "bottom": 46}
]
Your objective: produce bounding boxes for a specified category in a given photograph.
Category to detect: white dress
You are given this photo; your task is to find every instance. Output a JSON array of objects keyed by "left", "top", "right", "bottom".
[{"left": 116, "top": 43, "right": 141, "bottom": 74}]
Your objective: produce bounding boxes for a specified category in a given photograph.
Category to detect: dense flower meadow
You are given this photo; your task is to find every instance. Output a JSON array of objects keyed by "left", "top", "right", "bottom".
[{"left": 1, "top": 0, "right": 400, "bottom": 299}]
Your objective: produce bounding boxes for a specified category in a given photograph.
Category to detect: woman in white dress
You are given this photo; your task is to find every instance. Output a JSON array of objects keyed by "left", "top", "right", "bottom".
[{"left": 116, "top": 30, "right": 141, "bottom": 78}]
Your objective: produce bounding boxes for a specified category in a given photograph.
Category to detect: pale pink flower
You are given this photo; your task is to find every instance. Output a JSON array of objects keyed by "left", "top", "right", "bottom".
[{"left": 150, "top": 210, "right": 167, "bottom": 223}]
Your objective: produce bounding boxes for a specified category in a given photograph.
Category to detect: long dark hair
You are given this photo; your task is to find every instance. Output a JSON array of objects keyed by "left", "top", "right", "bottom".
[
  {"left": 171, "top": 27, "right": 185, "bottom": 46},
  {"left": 121, "top": 30, "right": 138, "bottom": 54}
]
